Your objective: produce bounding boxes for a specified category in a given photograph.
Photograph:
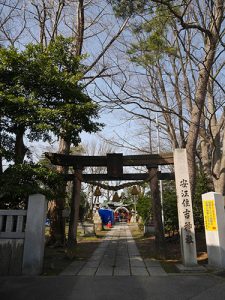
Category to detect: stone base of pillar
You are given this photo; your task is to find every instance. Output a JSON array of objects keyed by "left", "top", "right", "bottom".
[{"left": 176, "top": 264, "right": 206, "bottom": 273}]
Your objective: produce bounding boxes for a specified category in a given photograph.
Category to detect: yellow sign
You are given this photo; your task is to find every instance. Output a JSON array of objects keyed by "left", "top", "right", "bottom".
[{"left": 202, "top": 200, "right": 218, "bottom": 231}]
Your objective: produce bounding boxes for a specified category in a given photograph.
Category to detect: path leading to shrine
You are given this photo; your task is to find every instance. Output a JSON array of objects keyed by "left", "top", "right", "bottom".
[
  {"left": 1, "top": 224, "right": 225, "bottom": 299},
  {"left": 61, "top": 223, "right": 167, "bottom": 276}
]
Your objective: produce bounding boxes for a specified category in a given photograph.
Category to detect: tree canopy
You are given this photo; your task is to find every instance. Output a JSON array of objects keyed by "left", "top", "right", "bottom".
[
  {"left": 0, "top": 36, "right": 103, "bottom": 208},
  {"left": 0, "top": 36, "right": 102, "bottom": 166}
]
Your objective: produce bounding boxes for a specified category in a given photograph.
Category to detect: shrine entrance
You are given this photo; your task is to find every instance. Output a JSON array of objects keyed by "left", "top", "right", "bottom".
[
  {"left": 46, "top": 149, "right": 197, "bottom": 265},
  {"left": 114, "top": 206, "right": 130, "bottom": 223},
  {"left": 46, "top": 152, "right": 173, "bottom": 258}
]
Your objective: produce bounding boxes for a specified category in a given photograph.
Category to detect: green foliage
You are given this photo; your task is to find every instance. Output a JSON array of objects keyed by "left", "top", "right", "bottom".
[
  {"left": 0, "top": 36, "right": 103, "bottom": 208},
  {"left": 109, "top": 1, "right": 178, "bottom": 66},
  {"left": 0, "top": 36, "right": 102, "bottom": 163},
  {"left": 193, "top": 172, "right": 211, "bottom": 229},
  {"left": 0, "top": 163, "right": 65, "bottom": 209},
  {"left": 163, "top": 171, "right": 211, "bottom": 234},
  {"left": 108, "top": 0, "right": 179, "bottom": 66},
  {"left": 79, "top": 191, "right": 90, "bottom": 222},
  {"left": 108, "top": 0, "right": 148, "bottom": 18},
  {"left": 128, "top": 6, "right": 177, "bottom": 66},
  {"left": 126, "top": 172, "right": 210, "bottom": 234},
  {"left": 162, "top": 182, "right": 179, "bottom": 234},
  {"left": 136, "top": 192, "right": 152, "bottom": 224}
]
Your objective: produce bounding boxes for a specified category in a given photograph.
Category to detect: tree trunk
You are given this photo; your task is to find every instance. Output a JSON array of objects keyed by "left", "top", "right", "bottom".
[
  {"left": 186, "top": 0, "right": 224, "bottom": 197},
  {"left": 0, "top": 124, "right": 3, "bottom": 174},
  {"left": 186, "top": 45, "right": 219, "bottom": 196},
  {"left": 0, "top": 155, "right": 2, "bottom": 174},
  {"left": 148, "top": 167, "right": 166, "bottom": 259},
  {"left": 213, "top": 128, "right": 225, "bottom": 195},
  {"left": 75, "top": 0, "right": 84, "bottom": 56},
  {"left": 48, "top": 198, "right": 66, "bottom": 246},
  {"left": 48, "top": 0, "right": 85, "bottom": 246},
  {"left": 206, "top": 77, "right": 225, "bottom": 195},
  {"left": 48, "top": 137, "right": 70, "bottom": 246},
  {"left": 14, "top": 127, "right": 26, "bottom": 164},
  {"left": 198, "top": 108, "right": 214, "bottom": 187},
  {"left": 67, "top": 169, "right": 82, "bottom": 253},
  {"left": 199, "top": 135, "right": 212, "bottom": 181}
]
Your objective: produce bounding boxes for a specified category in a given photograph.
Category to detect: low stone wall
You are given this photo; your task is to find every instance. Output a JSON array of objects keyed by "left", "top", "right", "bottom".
[
  {"left": 78, "top": 222, "right": 95, "bottom": 236},
  {"left": 0, "top": 194, "right": 47, "bottom": 275},
  {"left": 144, "top": 225, "right": 155, "bottom": 235},
  {"left": 0, "top": 210, "right": 26, "bottom": 275}
]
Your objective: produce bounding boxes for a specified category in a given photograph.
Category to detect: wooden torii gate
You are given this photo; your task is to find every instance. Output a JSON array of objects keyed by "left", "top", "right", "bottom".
[{"left": 46, "top": 152, "right": 174, "bottom": 257}]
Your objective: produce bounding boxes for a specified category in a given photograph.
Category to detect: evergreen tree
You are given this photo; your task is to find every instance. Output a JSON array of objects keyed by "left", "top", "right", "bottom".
[
  {"left": 0, "top": 36, "right": 102, "bottom": 166},
  {"left": 0, "top": 37, "right": 102, "bottom": 212}
]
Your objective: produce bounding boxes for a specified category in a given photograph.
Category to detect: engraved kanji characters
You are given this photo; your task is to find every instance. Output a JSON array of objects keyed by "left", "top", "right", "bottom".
[{"left": 179, "top": 178, "right": 194, "bottom": 244}]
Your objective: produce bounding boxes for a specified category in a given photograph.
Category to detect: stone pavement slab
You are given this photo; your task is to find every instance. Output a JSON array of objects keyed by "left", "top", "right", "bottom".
[
  {"left": 114, "top": 267, "right": 130, "bottom": 276},
  {"left": 130, "top": 256, "right": 145, "bottom": 267},
  {"left": 77, "top": 267, "right": 96, "bottom": 276},
  {"left": 147, "top": 266, "right": 168, "bottom": 276},
  {"left": 88, "top": 255, "right": 103, "bottom": 262},
  {"left": 131, "top": 267, "right": 149, "bottom": 276},
  {"left": 61, "top": 224, "right": 167, "bottom": 277},
  {"left": 84, "top": 261, "right": 100, "bottom": 268},
  {"left": 95, "top": 267, "right": 113, "bottom": 276},
  {"left": 176, "top": 264, "right": 206, "bottom": 273},
  {"left": 2, "top": 274, "right": 225, "bottom": 300},
  {"left": 60, "top": 261, "right": 85, "bottom": 275},
  {"left": 144, "top": 259, "right": 161, "bottom": 267}
]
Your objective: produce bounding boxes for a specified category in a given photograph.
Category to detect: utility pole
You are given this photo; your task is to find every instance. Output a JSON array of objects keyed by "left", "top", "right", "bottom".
[
  {"left": 156, "top": 114, "right": 164, "bottom": 227},
  {"left": 148, "top": 112, "right": 153, "bottom": 154}
]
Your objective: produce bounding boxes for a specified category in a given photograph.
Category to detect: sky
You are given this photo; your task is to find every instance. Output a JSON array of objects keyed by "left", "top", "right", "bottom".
[{"left": 1, "top": 0, "right": 169, "bottom": 168}]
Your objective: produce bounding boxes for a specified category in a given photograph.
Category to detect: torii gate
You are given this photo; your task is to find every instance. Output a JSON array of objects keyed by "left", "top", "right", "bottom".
[{"left": 46, "top": 149, "right": 197, "bottom": 266}]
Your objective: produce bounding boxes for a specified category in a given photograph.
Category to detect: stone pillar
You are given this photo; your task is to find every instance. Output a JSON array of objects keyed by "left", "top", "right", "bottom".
[
  {"left": 174, "top": 149, "right": 197, "bottom": 266},
  {"left": 93, "top": 211, "right": 102, "bottom": 232},
  {"left": 22, "top": 194, "right": 47, "bottom": 275},
  {"left": 147, "top": 166, "right": 165, "bottom": 259},
  {"left": 202, "top": 192, "right": 225, "bottom": 268}
]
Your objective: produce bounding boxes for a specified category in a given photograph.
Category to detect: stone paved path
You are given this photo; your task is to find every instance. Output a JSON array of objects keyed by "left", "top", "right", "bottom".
[{"left": 61, "top": 223, "right": 167, "bottom": 277}]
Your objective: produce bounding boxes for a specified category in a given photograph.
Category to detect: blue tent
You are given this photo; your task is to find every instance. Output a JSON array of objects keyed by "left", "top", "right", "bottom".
[{"left": 98, "top": 208, "right": 114, "bottom": 225}]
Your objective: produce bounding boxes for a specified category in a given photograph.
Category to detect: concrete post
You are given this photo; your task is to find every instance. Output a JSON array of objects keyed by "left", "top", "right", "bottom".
[
  {"left": 22, "top": 194, "right": 47, "bottom": 275},
  {"left": 202, "top": 192, "right": 225, "bottom": 268},
  {"left": 174, "top": 149, "right": 197, "bottom": 266}
]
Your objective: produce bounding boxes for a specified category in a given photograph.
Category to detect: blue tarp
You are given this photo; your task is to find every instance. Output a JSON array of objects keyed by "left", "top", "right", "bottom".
[{"left": 98, "top": 208, "right": 114, "bottom": 225}]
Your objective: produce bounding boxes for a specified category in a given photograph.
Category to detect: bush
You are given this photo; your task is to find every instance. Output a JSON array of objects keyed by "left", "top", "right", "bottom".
[
  {"left": 193, "top": 172, "right": 211, "bottom": 230},
  {"left": 0, "top": 163, "right": 64, "bottom": 208},
  {"left": 162, "top": 171, "right": 211, "bottom": 235},
  {"left": 136, "top": 192, "right": 152, "bottom": 224},
  {"left": 162, "top": 183, "right": 179, "bottom": 235}
]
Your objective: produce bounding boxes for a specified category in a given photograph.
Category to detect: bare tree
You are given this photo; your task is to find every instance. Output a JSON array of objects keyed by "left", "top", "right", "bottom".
[
  {"left": 82, "top": 139, "right": 116, "bottom": 212},
  {"left": 98, "top": 0, "right": 225, "bottom": 196},
  {"left": 0, "top": 0, "right": 130, "bottom": 246}
]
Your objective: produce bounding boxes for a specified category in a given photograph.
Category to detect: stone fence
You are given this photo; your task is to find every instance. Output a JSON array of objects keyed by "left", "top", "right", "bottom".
[{"left": 0, "top": 194, "right": 47, "bottom": 275}]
